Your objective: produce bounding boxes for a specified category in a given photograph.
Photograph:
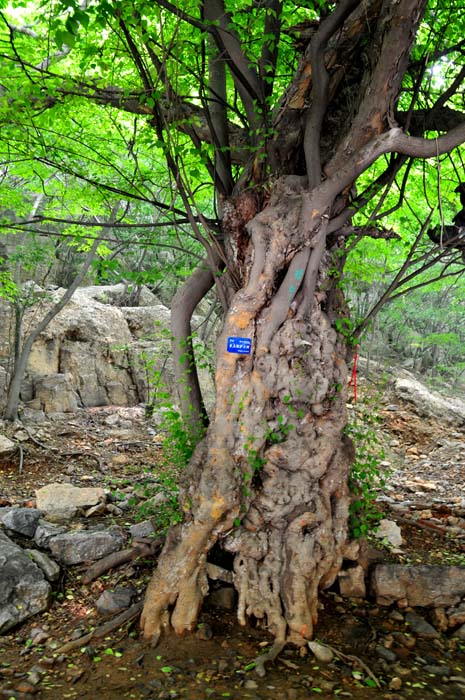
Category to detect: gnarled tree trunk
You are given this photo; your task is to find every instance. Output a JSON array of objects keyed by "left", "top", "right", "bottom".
[
  {"left": 140, "top": 0, "right": 465, "bottom": 652},
  {"left": 141, "top": 177, "right": 353, "bottom": 647}
]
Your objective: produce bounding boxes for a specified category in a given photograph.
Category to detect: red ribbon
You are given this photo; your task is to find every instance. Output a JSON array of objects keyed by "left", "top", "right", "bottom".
[{"left": 348, "top": 344, "right": 359, "bottom": 402}]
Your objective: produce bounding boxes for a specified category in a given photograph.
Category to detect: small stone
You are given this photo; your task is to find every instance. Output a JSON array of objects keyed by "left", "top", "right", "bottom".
[
  {"left": 244, "top": 680, "right": 259, "bottom": 689},
  {"left": 196, "top": 623, "right": 213, "bottom": 640},
  {"left": 376, "top": 646, "right": 397, "bottom": 663},
  {"left": 423, "top": 665, "right": 451, "bottom": 677},
  {"left": 25, "top": 550, "right": 61, "bottom": 582},
  {"left": 453, "top": 623, "right": 465, "bottom": 640},
  {"left": 308, "top": 641, "right": 334, "bottom": 663},
  {"left": 105, "top": 503, "right": 123, "bottom": 516},
  {"left": 27, "top": 665, "right": 46, "bottom": 685},
  {"left": 389, "top": 611, "right": 404, "bottom": 622},
  {"left": 29, "top": 628, "right": 50, "bottom": 646},
  {"left": 85, "top": 503, "right": 106, "bottom": 517},
  {"left": 0, "top": 435, "right": 15, "bottom": 454},
  {"left": 431, "top": 607, "right": 448, "bottom": 632},
  {"left": 389, "top": 677, "right": 402, "bottom": 690},
  {"left": 375, "top": 519, "right": 403, "bottom": 548},
  {"left": 393, "top": 633, "right": 416, "bottom": 649},
  {"left": 129, "top": 520, "right": 156, "bottom": 539},
  {"left": 95, "top": 587, "right": 135, "bottom": 615},
  {"left": 405, "top": 612, "right": 440, "bottom": 639}
]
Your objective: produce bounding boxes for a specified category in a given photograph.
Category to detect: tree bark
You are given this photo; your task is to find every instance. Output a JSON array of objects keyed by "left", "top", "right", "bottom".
[
  {"left": 170, "top": 258, "right": 215, "bottom": 433},
  {"left": 141, "top": 176, "right": 353, "bottom": 646},
  {"left": 138, "top": 0, "right": 465, "bottom": 653}
]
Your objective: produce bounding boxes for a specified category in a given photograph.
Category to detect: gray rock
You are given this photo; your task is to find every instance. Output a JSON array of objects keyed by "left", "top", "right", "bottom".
[
  {"left": 105, "top": 503, "right": 123, "bottom": 516},
  {"left": 423, "top": 665, "right": 451, "bottom": 676},
  {"left": 129, "top": 520, "right": 156, "bottom": 539},
  {"left": 85, "top": 503, "right": 106, "bottom": 518},
  {"left": 18, "top": 408, "right": 47, "bottom": 423},
  {"left": 29, "top": 627, "right": 50, "bottom": 645},
  {"left": 376, "top": 646, "right": 397, "bottom": 663},
  {"left": 375, "top": 519, "right": 403, "bottom": 548},
  {"left": 49, "top": 527, "right": 125, "bottom": 565},
  {"left": 0, "top": 284, "right": 215, "bottom": 417},
  {"left": 308, "top": 641, "right": 334, "bottom": 663},
  {"left": 0, "top": 508, "right": 42, "bottom": 537},
  {"left": 371, "top": 564, "right": 465, "bottom": 607},
  {"left": 35, "top": 483, "right": 106, "bottom": 521},
  {"left": 338, "top": 564, "right": 366, "bottom": 598},
  {"left": 405, "top": 612, "right": 440, "bottom": 639},
  {"left": 0, "top": 435, "right": 15, "bottom": 454},
  {"left": 0, "top": 530, "right": 51, "bottom": 633},
  {"left": 34, "top": 520, "right": 68, "bottom": 548},
  {"left": 393, "top": 377, "right": 465, "bottom": 427},
  {"left": 453, "top": 624, "right": 465, "bottom": 640},
  {"left": 25, "top": 549, "right": 60, "bottom": 582},
  {"left": 95, "top": 586, "right": 136, "bottom": 614}
]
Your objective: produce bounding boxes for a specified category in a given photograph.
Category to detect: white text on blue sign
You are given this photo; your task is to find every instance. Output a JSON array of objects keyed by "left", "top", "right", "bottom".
[{"left": 227, "top": 337, "right": 252, "bottom": 354}]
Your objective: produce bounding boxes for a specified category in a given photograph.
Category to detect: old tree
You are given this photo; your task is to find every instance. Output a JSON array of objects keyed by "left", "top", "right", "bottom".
[{"left": 2, "top": 0, "right": 465, "bottom": 651}]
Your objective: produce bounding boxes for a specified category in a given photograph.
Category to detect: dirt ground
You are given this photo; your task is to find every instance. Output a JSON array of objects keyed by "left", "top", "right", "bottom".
[{"left": 1, "top": 387, "right": 465, "bottom": 700}]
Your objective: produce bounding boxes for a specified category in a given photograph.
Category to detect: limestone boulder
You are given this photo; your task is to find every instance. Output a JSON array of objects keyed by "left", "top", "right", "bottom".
[
  {"left": 48, "top": 526, "right": 125, "bottom": 565},
  {"left": 371, "top": 564, "right": 465, "bottom": 607},
  {"left": 393, "top": 377, "right": 465, "bottom": 426},
  {"left": 0, "top": 283, "right": 216, "bottom": 415},
  {"left": 0, "top": 530, "right": 51, "bottom": 633},
  {"left": 0, "top": 507, "right": 42, "bottom": 537},
  {"left": 0, "top": 435, "right": 15, "bottom": 455},
  {"left": 33, "top": 374, "right": 79, "bottom": 414},
  {"left": 35, "top": 483, "right": 106, "bottom": 521}
]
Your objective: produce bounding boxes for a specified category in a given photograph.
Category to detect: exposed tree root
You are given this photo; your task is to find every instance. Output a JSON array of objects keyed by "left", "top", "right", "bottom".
[
  {"left": 55, "top": 602, "right": 143, "bottom": 655},
  {"left": 141, "top": 520, "right": 220, "bottom": 645},
  {"left": 254, "top": 639, "right": 286, "bottom": 677},
  {"left": 82, "top": 538, "right": 163, "bottom": 583},
  {"left": 324, "top": 643, "right": 381, "bottom": 688}
]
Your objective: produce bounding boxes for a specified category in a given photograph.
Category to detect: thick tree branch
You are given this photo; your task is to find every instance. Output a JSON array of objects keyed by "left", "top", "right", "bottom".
[
  {"left": 259, "top": 0, "right": 283, "bottom": 100},
  {"left": 303, "top": 0, "right": 360, "bottom": 187},
  {"left": 204, "top": 0, "right": 263, "bottom": 132},
  {"left": 320, "top": 123, "right": 465, "bottom": 213},
  {"left": 203, "top": 0, "right": 234, "bottom": 197},
  {"left": 171, "top": 258, "right": 217, "bottom": 431},
  {"left": 328, "top": 0, "right": 428, "bottom": 175}
]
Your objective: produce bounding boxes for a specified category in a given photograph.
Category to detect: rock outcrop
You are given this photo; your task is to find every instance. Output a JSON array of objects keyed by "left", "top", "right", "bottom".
[
  {"left": 0, "top": 530, "right": 51, "bottom": 633},
  {"left": 0, "top": 283, "right": 215, "bottom": 416},
  {"left": 393, "top": 377, "right": 465, "bottom": 427}
]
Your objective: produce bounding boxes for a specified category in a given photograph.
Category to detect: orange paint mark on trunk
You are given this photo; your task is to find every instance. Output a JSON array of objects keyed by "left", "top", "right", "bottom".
[
  {"left": 210, "top": 494, "right": 227, "bottom": 520},
  {"left": 230, "top": 310, "right": 253, "bottom": 330}
]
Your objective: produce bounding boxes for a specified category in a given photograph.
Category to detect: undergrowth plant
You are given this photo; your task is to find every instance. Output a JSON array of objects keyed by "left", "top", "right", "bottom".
[
  {"left": 134, "top": 323, "right": 209, "bottom": 533},
  {"left": 345, "top": 392, "right": 387, "bottom": 539}
]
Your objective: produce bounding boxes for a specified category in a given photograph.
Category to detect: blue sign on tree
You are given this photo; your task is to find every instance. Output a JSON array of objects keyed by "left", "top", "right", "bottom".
[{"left": 227, "top": 337, "right": 252, "bottom": 354}]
